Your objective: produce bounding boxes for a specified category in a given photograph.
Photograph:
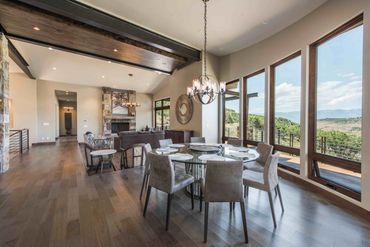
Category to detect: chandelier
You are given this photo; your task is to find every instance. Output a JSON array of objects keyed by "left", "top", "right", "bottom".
[
  {"left": 187, "top": 0, "right": 226, "bottom": 105},
  {"left": 122, "top": 101, "right": 141, "bottom": 107}
]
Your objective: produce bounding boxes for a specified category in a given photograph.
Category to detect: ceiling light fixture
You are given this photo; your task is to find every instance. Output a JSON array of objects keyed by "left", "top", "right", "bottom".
[
  {"left": 108, "top": 61, "right": 111, "bottom": 63},
  {"left": 48, "top": 47, "right": 53, "bottom": 50},
  {"left": 187, "top": 0, "right": 225, "bottom": 105},
  {"left": 102, "top": 75, "right": 105, "bottom": 79},
  {"left": 33, "top": 26, "right": 40, "bottom": 31},
  {"left": 113, "top": 49, "right": 118, "bottom": 52},
  {"left": 52, "top": 67, "right": 57, "bottom": 70}
]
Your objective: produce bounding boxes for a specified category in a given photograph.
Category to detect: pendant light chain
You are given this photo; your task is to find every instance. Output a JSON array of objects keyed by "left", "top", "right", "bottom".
[
  {"left": 203, "top": 0, "right": 207, "bottom": 76},
  {"left": 187, "top": 0, "right": 226, "bottom": 105}
]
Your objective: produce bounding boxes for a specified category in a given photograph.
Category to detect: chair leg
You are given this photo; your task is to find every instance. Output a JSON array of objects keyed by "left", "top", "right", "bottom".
[
  {"left": 276, "top": 184, "right": 284, "bottom": 212},
  {"left": 190, "top": 183, "right": 194, "bottom": 210},
  {"left": 139, "top": 174, "right": 147, "bottom": 200},
  {"left": 267, "top": 191, "right": 277, "bottom": 228},
  {"left": 143, "top": 186, "right": 152, "bottom": 216},
  {"left": 204, "top": 202, "right": 209, "bottom": 243},
  {"left": 166, "top": 193, "right": 173, "bottom": 231},
  {"left": 240, "top": 200, "right": 249, "bottom": 243},
  {"left": 199, "top": 184, "right": 203, "bottom": 212}
]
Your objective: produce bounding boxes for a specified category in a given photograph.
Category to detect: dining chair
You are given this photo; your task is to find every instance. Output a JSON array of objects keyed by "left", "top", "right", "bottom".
[
  {"left": 244, "top": 142, "right": 273, "bottom": 172},
  {"left": 202, "top": 160, "right": 248, "bottom": 243},
  {"left": 190, "top": 136, "right": 206, "bottom": 143},
  {"left": 143, "top": 152, "right": 195, "bottom": 231},
  {"left": 159, "top": 138, "right": 173, "bottom": 148},
  {"left": 139, "top": 143, "right": 152, "bottom": 200},
  {"left": 243, "top": 153, "right": 284, "bottom": 228},
  {"left": 227, "top": 138, "right": 242, "bottom": 146}
]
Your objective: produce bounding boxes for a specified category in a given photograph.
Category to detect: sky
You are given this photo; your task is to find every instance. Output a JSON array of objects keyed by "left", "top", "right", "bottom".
[{"left": 225, "top": 24, "right": 363, "bottom": 119}]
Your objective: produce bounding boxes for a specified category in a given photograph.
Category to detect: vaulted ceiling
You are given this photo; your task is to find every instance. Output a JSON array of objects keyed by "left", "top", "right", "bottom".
[
  {"left": 77, "top": 0, "right": 327, "bottom": 56},
  {"left": 3, "top": 0, "right": 328, "bottom": 93}
]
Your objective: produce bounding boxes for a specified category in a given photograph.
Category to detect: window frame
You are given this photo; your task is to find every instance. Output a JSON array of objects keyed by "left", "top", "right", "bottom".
[
  {"left": 269, "top": 51, "right": 302, "bottom": 174},
  {"left": 243, "top": 68, "right": 265, "bottom": 147},
  {"left": 222, "top": 79, "right": 241, "bottom": 142},
  {"left": 308, "top": 14, "right": 363, "bottom": 200},
  {"left": 154, "top": 98, "right": 170, "bottom": 130}
]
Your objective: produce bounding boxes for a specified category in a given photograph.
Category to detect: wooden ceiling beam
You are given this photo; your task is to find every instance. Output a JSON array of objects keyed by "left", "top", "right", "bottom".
[
  {"left": 15, "top": 0, "right": 201, "bottom": 62},
  {"left": 7, "top": 39, "right": 35, "bottom": 79}
]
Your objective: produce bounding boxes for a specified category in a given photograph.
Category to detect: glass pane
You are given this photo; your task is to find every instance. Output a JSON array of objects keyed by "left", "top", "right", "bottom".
[
  {"left": 315, "top": 25, "right": 363, "bottom": 162},
  {"left": 279, "top": 152, "right": 300, "bottom": 171},
  {"left": 317, "top": 162, "right": 361, "bottom": 193},
  {"left": 274, "top": 56, "right": 301, "bottom": 148},
  {"left": 155, "top": 100, "right": 162, "bottom": 108},
  {"left": 246, "top": 72, "right": 265, "bottom": 142},
  {"left": 163, "top": 98, "right": 170, "bottom": 107},
  {"left": 155, "top": 110, "right": 162, "bottom": 129},
  {"left": 224, "top": 81, "right": 240, "bottom": 138},
  {"left": 163, "top": 109, "right": 170, "bottom": 130}
]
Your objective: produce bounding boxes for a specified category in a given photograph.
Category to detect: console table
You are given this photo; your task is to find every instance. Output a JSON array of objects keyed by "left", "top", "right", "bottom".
[{"left": 165, "top": 130, "right": 193, "bottom": 144}]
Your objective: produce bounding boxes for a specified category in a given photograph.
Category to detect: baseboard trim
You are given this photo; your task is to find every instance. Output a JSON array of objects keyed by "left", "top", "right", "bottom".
[
  {"left": 32, "top": 142, "right": 56, "bottom": 146},
  {"left": 278, "top": 169, "right": 370, "bottom": 220}
]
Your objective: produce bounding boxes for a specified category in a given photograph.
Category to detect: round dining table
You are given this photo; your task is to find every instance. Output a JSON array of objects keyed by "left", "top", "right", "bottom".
[{"left": 155, "top": 143, "right": 259, "bottom": 198}]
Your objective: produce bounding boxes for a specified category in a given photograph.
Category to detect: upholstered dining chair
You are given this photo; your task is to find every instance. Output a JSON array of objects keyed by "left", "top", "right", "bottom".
[
  {"left": 159, "top": 139, "right": 173, "bottom": 148},
  {"left": 227, "top": 138, "right": 242, "bottom": 146},
  {"left": 202, "top": 160, "right": 248, "bottom": 243},
  {"left": 139, "top": 143, "right": 152, "bottom": 200},
  {"left": 143, "top": 152, "right": 195, "bottom": 231},
  {"left": 190, "top": 136, "right": 206, "bottom": 143},
  {"left": 244, "top": 142, "right": 273, "bottom": 172},
  {"left": 243, "top": 153, "right": 284, "bottom": 228}
]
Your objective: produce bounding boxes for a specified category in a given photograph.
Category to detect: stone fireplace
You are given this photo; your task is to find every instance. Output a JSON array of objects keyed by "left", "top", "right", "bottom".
[{"left": 102, "top": 87, "right": 137, "bottom": 134}]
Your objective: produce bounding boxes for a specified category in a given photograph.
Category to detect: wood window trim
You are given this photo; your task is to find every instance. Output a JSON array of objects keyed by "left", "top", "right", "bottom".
[
  {"left": 308, "top": 14, "right": 363, "bottom": 200},
  {"left": 242, "top": 68, "right": 265, "bottom": 147},
  {"left": 222, "top": 79, "right": 240, "bottom": 142},
  {"left": 269, "top": 51, "right": 302, "bottom": 174},
  {"left": 154, "top": 98, "right": 170, "bottom": 130}
]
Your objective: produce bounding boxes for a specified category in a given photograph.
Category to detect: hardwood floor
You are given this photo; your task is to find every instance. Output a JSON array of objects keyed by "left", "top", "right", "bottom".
[{"left": 0, "top": 139, "right": 369, "bottom": 247}]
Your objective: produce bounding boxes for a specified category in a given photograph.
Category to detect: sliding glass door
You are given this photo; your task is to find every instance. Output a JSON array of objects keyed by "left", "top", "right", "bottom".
[
  {"left": 270, "top": 52, "right": 302, "bottom": 173},
  {"left": 309, "top": 15, "right": 363, "bottom": 200},
  {"left": 222, "top": 80, "right": 240, "bottom": 142},
  {"left": 243, "top": 69, "right": 265, "bottom": 146}
]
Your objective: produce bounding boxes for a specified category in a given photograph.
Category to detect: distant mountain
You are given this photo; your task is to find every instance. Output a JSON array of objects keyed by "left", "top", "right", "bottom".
[{"left": 276, "top": 109, "right": 362, "bottom": 123}]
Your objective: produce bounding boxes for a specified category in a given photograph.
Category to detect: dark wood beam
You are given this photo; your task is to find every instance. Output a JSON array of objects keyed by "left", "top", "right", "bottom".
[
  {"left": 15, "top": 0, "right": 200, "bottom": 62},
  {"left": 7, "top": 39, "right": 35, "bottom": 79}
]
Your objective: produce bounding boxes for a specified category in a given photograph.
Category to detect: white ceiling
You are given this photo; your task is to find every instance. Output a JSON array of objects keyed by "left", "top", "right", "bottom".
[
  {"left": 10, "top": 39, "right": 167, "bottom": 93},
  {"left": 77, "top": 0, "right": 327, "bottom": 56}
]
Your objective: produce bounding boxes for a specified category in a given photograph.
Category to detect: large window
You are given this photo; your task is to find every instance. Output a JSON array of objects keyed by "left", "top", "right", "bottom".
[
  {"left": 270, "top": 52, "right": 301, "bottom": 173},
  {"left": 243, "top": 69, "right": 265, "bottom": 146},
  {"left": 154, "top": 98, "right": 170, "bottom": 130},
  {"left": 309, "top": 15, "right": 363, "bottom": 200},
  {"left": 222, "top": 80, "right": 240, "bottom": 141}
]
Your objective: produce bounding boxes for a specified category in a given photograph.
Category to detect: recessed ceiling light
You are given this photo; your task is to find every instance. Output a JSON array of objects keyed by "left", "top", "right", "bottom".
[
  {"left": 128, "top": 73, "right": 133, "bottom": 77},
  {"left": 52, "top": 67, "right": 57, "bottom": 70},
  {"left": 113, "top": 49, "right": 118, "bottom": 52},
  {"left": 102, "top": 75, "right": 105, "bottom": 79},
  {"left": 33, "top": 26, "right": 40, "bottom": 31},
  {"left": 48, "top": 47, "right": 53, "bottom": 50},
  {"left": 108, "top": 61, "right": 111, "bottom": 63},
  {"left": 261, "top": 21, "right": 268, "bottom": 25}
]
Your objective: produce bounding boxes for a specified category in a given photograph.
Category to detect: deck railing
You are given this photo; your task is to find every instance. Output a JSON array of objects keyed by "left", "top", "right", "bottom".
[{"left": 10, "top": 129, "right": 29, "bottom": 157}]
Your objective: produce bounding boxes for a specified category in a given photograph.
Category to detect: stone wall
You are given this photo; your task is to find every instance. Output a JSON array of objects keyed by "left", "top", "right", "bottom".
[{"left": 0, "top": 33, "right": 10, "bottom": 173}]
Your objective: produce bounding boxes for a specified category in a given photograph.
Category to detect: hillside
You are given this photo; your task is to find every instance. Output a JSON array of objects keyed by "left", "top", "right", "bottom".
[{"left": 317, "top": 117, "right": 361, "bottom": 136}]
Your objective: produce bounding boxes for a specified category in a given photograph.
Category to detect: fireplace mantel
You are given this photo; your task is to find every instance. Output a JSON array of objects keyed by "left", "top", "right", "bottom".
[{"left": 102, "top": 87, "right": 137, "bottom": 134}]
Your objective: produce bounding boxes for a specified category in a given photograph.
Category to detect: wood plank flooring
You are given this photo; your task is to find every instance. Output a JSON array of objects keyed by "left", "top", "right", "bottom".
[{"left": 0, "top": 138, "right": 369, "bottom": 247}]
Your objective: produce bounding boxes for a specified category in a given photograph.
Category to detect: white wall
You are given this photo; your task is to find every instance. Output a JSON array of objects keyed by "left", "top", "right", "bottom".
[
  {"left": 37, "top": 79, "right": 102, "bottom": 143},
  {"left": 153, "top": 61, "right": 203, "bottom": 136},
  {"left": 218, "top": 0, "right": 370, "bottom": 210},
  {"left": 9, "top": 73, "right": 38, "bottom": 145},
  {"left": 136, "top": 93, "right": 153, "bottom": 131}
]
